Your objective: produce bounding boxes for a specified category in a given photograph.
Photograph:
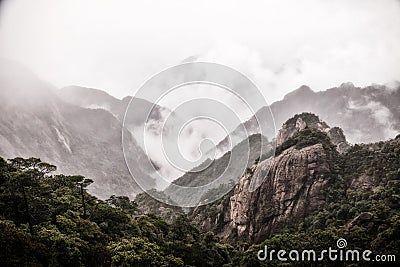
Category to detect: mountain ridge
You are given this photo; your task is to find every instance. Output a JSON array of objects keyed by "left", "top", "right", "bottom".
[{"left": 214, "top": 83, "right": 400, "bottom": 156}]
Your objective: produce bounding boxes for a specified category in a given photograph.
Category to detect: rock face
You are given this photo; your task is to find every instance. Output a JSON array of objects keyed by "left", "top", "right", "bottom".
[{"left": 190, "top": 113, "right": 338, "bottom": 242}]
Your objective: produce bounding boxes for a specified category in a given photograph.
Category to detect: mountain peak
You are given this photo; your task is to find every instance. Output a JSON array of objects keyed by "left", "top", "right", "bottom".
[
  {"left": 283, "top": 112, "right": 324, "bottom": 128},
  {"left": 276, "top": 112, "right": 349, "bottom": 153},
  {"left": 283, "top": 85, "right": 314, "bottom": 100},
  {"left": 339, "top": 82, "right": 355, "bottom": 89}
]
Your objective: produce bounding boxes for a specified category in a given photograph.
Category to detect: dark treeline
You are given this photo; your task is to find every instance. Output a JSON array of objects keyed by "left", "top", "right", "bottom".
[
  {"left": 0, "top": 133, "right": 399, "bottom": 266},
  {"left": 0, "top": 157, "right": 233, "bottom": 266}
]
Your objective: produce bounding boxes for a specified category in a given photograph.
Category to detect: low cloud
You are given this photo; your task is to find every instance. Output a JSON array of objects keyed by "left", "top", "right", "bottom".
[{"left": 347, "top": 99, "right": 398, "bottom": 141}]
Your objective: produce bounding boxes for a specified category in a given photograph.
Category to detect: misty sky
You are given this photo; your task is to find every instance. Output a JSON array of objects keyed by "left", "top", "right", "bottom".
[{"left": 1, "top": 0, "right": 400, "bottom": 103}]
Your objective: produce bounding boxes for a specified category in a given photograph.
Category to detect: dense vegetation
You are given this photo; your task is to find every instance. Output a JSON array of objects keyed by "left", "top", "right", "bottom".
[
  {"left": 274, "top": 127, "right": 336, "bottom": 156},
  {"left": 0, "top": 157, "right": 234, "bottom": 266},
  {"left": 1, "top": 133, "right": 399, "bottom": 266}
]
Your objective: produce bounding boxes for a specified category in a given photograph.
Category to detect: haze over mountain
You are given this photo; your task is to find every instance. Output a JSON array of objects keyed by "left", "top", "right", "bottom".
[
  {"left": 1, "top": 59, "right": 399, "bottom": 200},
  {"left": 57, "top": 86, "right": 168, "bottom": 127},
  {"left": 270, "top": 83, "right": 400, "bottom": 143},
  {"left": 215, "top": 83, "right": 400, "bottom": 155},
  {"left": 0, "top": 59, "right": 154, "bottom": 199},
  {"left": 57, "top": 85, "right": 218, "bottom": 183}
]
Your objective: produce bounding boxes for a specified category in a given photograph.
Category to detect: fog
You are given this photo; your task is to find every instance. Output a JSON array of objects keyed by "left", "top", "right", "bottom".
[{"left": 1, "top": 0, "right": 399, "bottom": 103}]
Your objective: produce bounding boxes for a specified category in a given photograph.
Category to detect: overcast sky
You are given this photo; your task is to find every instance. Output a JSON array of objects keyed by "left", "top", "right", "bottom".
[{"left": 1, "top": 0, "right": 400, "bottom": 103}]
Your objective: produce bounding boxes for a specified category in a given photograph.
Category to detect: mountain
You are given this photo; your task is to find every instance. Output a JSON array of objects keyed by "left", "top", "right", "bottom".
[
  {"left": 188, "top": 113, "right": 341, "bottom": 241},
  {"left": 2, "top": 58, "right": 399, "bottom": 203},
  {"left": 58, "top": 85, "right": 199, "bottom": 185},
  {"left": 215, "top": 83, "right": 400, "bottom": 156},
  {"left": 271, "top": 83, "right": 400, "bottom": 143},
  {"left": 188, "top": 113, "right": 400, "bottom": 246},
  {"left": 0, "top": 60, "right": 153, "bottom": 199},
  {"left": 1, "top": 59, "right": 399, "bottom": 265},
  {"left": 163, "top": 112, "right": 349, "bottom": 208}
]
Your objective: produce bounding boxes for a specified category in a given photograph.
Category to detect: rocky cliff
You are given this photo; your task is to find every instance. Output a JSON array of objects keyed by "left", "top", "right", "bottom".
[{"left": 190, "top": 113, "right": 341, "bottom": 242}]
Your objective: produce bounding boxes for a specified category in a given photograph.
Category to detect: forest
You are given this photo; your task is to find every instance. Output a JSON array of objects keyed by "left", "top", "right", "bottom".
[{"left": 0, "top": 134, "right": 399, "bottom": 266}]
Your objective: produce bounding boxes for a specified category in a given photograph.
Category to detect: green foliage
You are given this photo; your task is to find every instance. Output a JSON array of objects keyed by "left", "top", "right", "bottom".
[
  {"left": 109, "top": 237, "right": 183, "bottom": 267},
  {"left": 106, "top": 195, "right": 138, "bottom": 215},
  {"left": 284, "top": 112, "right": 323, "bottom": 126},
  {"left": 0, "top": 220, "right": 41, "bottom": 266},
  {"left": 0, "top": 157, "right": 234, "bottom": 266},
  {"left": 275, "top": 128, "right": 336, "bottom": 156}
]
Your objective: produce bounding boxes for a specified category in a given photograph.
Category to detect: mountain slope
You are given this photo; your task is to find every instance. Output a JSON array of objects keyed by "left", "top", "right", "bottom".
[
  {"left": 163, "top": 134, "right": 272, "bottom": 207},
  {"left": 0, "top": 60, "right": 153, "bottom": 199}
]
